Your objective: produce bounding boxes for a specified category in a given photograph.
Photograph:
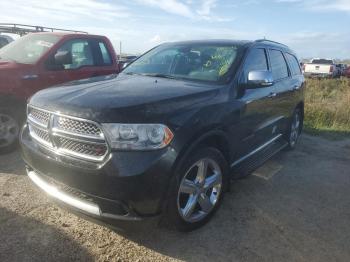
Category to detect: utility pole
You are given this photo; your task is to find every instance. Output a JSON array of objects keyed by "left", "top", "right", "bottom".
[{"left": 120, "top": 41, "right": 122, "bottom": 56}]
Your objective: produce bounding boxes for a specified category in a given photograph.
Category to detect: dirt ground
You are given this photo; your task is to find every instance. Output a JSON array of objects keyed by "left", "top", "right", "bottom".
[{"left": 1, "top": 134, "right": 350, "bottom": 262}]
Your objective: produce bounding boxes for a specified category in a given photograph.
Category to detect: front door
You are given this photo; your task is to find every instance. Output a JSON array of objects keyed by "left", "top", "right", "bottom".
[{"left": 235, "top": 48, "right": 281, "bottom": 159}]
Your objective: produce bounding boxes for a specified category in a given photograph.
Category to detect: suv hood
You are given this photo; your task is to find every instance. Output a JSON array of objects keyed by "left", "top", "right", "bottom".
[{"left": 30, "top": 74, "right": 221, "bottom": 123}]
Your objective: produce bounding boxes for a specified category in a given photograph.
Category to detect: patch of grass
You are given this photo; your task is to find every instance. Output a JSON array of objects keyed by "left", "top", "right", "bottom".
[{"left": 304, "top": 78, "right": 350, "bottom": 138}]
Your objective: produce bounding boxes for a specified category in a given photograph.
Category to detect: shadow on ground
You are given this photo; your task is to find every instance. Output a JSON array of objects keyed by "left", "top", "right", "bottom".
[
  {"left": 0, "top": 208, "right": 93, "bottom": 262},
  {"left": 0, "top": 149, "right": 25, "bottom": 175}
]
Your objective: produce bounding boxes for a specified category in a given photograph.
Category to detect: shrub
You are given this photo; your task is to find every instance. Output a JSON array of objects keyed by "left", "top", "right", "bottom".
[{"left": 304, "top": 78, "right": 350, "bottom": 134}]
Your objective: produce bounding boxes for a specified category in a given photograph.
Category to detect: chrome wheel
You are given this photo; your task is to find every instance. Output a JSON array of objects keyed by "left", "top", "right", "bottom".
[
  {"left": 290, "top": 112, "right": 301, "bottom": 147},
  {"left": 177, "top": 158, "right": 223, "bottom": 223},
  {"left": 0, "top": 113, "right": 19, "bottom": 148}
]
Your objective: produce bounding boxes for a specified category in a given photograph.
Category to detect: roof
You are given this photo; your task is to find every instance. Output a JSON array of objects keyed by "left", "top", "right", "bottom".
[{"left": 161, "top": 39, "right": 253, "bottom": 46}]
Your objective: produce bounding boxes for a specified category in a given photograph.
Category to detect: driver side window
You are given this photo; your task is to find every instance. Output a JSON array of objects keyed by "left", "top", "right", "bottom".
[
  {"left": 242, "top": 48, "right": 268, "bottom": 83},
  {"left": 57, "top": 39, "right": 94, "bottom": 69}
]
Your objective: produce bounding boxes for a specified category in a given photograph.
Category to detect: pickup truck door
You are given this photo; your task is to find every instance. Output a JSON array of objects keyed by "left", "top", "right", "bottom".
[
  {"left": 40, "top": 38, "right": 117, "bottom": 88},
  {"left": 234, "top": 48, "right": 280, "bottom": 159}
]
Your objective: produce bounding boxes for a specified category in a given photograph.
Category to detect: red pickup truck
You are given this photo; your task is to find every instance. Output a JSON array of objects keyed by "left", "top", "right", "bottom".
[{"left": 0, "top": 32, "right": 120, "bottom": 151}]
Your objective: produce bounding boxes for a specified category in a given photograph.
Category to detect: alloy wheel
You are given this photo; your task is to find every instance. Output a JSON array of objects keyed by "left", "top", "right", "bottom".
[
  {"left": 177, "top": 158, "right": 223, "bottom": 223},
  {"left": 290, "top": 112, "right": 301, "bottom": 147},
  {"left": 0, "top": 113, "right": 19, "bottom": 148}
]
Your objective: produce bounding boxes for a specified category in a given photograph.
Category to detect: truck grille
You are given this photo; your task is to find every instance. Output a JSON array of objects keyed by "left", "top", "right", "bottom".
[
  {"left": 58, "top": 137, "right": 108, "bottom": 157},
  {"left": 57, "top": 117, "right": 102, "bottom": 137},
  {"left": 27, "top": 105, "right": 108, "bottom": 162},
  {"left": 28, "top": 107, "right": 50, "bottom": 126}
]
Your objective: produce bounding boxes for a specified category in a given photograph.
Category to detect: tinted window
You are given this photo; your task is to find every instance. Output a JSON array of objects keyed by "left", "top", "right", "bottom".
[
  {"left": 242, "top": 48, "right": 268, "bottom": 81},
  {"left": 98, "top": 42, "right": 112, "bottom": 65},
  {"left": 58, "top": 39, "right": 94, "bottom": 69},
  {"left": 269, "top": 50, "right": 289, "bottom": 80},
  {"left": 312, "top": 59, "right": 333, "bottom": 64},
  {"left": 285, "top": 53, "right": 301, "bottom": 75}
]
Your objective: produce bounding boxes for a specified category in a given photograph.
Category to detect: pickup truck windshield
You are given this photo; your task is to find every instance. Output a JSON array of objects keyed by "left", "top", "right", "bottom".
[
  {"left": 124, "top": 44, "right": 240, "bottom": 82},
  {"left": 0, "top": 34, "right": 60, "bottom": 64}
]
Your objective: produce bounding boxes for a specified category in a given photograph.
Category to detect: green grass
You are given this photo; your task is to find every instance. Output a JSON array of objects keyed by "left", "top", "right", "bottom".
[{"left": 304, "top": 78, "right": 350, "bottom": 139}]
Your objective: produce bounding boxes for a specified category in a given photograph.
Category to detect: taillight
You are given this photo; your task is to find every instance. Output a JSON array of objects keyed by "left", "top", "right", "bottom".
[{"left": 330, "top": 66, "right": 334, "bottom": 73}]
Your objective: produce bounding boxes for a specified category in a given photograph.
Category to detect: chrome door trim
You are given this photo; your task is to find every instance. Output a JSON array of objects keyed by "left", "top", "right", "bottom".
[{"left": 231, "top": 134, "right": 282, "bottom": 167}]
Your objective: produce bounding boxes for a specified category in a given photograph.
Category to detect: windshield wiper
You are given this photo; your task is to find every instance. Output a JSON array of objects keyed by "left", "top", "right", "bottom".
[{"left": 141, "top": 73, "right": 176, "bottom": 79}]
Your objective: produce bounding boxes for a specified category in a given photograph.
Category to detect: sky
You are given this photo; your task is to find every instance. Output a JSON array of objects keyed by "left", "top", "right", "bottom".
[{"left": 1, "top": 0, "right": 350, "bottom": 59}]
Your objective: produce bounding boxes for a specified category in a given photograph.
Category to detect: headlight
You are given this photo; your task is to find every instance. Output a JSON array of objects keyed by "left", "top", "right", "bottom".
[{"left": 102, "top": 124, "right": 174, "bottom": 150}]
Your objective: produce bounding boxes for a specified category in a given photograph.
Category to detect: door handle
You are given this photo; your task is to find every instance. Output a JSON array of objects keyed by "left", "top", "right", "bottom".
[{"left": 268, "top": 92, "right": 277, "bottom": 98}]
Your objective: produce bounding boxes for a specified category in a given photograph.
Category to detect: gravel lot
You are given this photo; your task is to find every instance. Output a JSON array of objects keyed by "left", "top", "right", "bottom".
[{"left": 1, "top": 134, "right": 350, "bottom": 262}]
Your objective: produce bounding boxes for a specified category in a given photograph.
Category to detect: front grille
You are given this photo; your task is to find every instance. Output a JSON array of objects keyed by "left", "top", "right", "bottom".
[
  {"left": 57, "top": 117, "right": 102, "bottom": 137},
  {"left": 29, "top": 124, "right": 50, "bottom": 144},
  {"left": 27, "top": 106, "right": 108, "bottom": 162},
  {"left": 58, "top": 137, "right": 107, "bottom": 157},
  {"left": 29, "top": 107, "right": 50, "bottom": 126}
]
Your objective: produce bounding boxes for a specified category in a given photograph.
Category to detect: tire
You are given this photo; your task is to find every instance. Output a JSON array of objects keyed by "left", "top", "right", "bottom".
[
  {"left": 286, "top": 108, "right": 303, "bottom": 150},
  {"left": 0, "top": 107, "right": 22, "bottom": 153},
  {"left": 165, "top": 147, "right": 229, "bottom": 231}
]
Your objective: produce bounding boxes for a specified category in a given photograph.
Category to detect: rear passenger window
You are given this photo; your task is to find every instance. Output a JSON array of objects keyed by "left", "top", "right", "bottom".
[
  {"left": 242, "top": 48, "right": 268, "bottom": 81},
  {"left": 98, "top": 42, "right": 112, "bottom": 65},
  {"left": 58, "top": 39, "right": 94, "bottom": 69},
  {"left": 285, "top": 53, "right": 301, "bottom": 75},
  {"left": 269, "top": 50, "right": 289, "bottom": 80}
]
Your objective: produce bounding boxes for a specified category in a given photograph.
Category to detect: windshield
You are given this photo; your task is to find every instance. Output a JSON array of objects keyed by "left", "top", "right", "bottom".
[
  {"left": 0, "top": 34, "right": 61, "bottom": 64},
  {"left": 124, "top": 43, "right": 241, "bottom": 82}
]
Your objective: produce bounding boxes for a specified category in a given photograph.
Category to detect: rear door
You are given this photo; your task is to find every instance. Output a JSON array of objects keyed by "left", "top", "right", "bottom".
[
  {"left": 267, "top": 49, "right": 296, "bottom": 135},
  {"left": 275, "top": 52, "right": 304, "bottom": 127}
]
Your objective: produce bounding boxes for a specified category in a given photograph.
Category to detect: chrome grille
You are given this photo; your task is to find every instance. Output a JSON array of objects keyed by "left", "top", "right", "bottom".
[
  {"left": 27, "top": 106, "right": 108, "bottom": 162},
  {"left": 29, "top": 107, "right": 50, "bottom": 126},
  {"left": 57, "top": 117, "right": 102, "bottom": 137},
  {"left": 29, "top": 125, "right": 51, "bottom": 145},
  {"left": 58, "top": 137, "right": 107, "bottom": 157}
]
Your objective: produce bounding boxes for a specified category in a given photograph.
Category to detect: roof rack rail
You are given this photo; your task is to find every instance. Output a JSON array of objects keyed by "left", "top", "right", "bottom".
[
  {"left": 0, "top": 23, "right": 88, "bottom": 36},
  {"left": 254, "top": 39, "right": 288, "bottom": 47}
]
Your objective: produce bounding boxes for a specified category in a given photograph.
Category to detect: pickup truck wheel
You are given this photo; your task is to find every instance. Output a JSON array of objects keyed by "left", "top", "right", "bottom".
[
  {"left": 165, "top": 147, "right": 228, "bottom": 231},
  {"left": 286, "top": 108, "right": 303, "bottom": 150},
  {"left": 0, "top": 108, "right": 21, "bottom": 153}
]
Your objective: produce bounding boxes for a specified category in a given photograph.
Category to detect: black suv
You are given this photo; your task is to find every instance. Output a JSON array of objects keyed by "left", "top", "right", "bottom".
[{"left": 21, "top": 39, "right": 304, "bottom": 231}]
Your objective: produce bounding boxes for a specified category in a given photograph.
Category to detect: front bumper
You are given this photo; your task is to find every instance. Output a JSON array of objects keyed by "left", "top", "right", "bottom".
[{"left": 21, "top": 124, "right": 177, "bottom": 222}]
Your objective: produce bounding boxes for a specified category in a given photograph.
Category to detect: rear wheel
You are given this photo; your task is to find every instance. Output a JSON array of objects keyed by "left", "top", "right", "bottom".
[
  {"left": 166, "top": 147, "right": 228, "bottom": 231},
  {"left": 0, "top": 108, "right": 21, "bottom": 153},
  {"left": 286, "top": 108, "right": 303, "bottom": 149}
]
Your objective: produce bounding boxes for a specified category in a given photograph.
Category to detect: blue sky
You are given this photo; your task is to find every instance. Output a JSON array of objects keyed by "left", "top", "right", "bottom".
[{"left": 1, "top": 0, "right": 350, "bottom": 58}]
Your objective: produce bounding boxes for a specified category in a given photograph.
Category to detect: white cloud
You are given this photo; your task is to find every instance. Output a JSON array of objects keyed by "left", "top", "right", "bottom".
[
  {"left": 149, "top": 34, "right": 162, "bottom": 43},
  {"left": 137, "top": 0, "right": 231, "bottom": 22},
  {"left": 276, "top": 0, "right": 350, "bottom": 13},
  {"left": 0, "top": 0, "right": 130, "bottom": 24},
  {"left": 197, "top": 0, "right": 217, "bottom": 16},
  {"left": 137, "top": 0, "right": 193, "bottom": 18}
]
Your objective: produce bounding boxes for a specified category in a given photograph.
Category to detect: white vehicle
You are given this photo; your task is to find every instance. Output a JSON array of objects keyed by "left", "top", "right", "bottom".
[
  {"left": 303, "top": 58, "right": 338, "bottom": 78},
  {"left": 0, "top": 34, "right": 13, "bottom": 48}
]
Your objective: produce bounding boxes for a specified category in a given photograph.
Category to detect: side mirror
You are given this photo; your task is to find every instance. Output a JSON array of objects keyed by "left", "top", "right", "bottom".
[
  {"left": 54, "top": 50, "right": 72, "bottom": 65},
  {"left": 247, "top": 70, "right": 274, "bottom": 88}
]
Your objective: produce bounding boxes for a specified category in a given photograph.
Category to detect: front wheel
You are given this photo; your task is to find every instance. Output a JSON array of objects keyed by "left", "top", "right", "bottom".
[
  {"left": 0, "top": 108, "right": 21, "bottom": 153},
  {"left": 286, "top": 108, "right": 303, "bottom": 150},
  {"left": 165, "top": 147, "right": 228, "bottom": 231}
]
